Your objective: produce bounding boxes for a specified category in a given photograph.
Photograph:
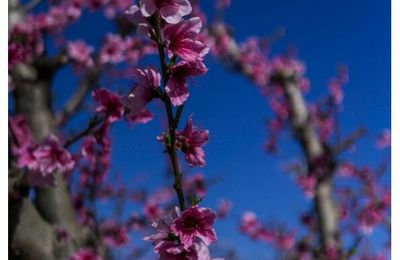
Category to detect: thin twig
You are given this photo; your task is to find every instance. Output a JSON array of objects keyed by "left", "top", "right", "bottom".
[
  {"left": 56, "top": 69, "right": 100, "bottom": 126},
  {"left": 153, "top": 13, "right": 186, "bottom": 210},
  {"left": 64, "top": 116, "right": 104, "bottom": 148},
  {"left": 333, "top": 127, "right": 367, "bottom": 156}
]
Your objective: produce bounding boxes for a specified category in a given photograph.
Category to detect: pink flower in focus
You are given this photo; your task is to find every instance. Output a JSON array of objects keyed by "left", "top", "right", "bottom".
[
  {"left": 67, "top": 40, "right": 94, "bottom": 68},
  {"left": 69, "top": 248, "right": 102, "bottom": 260},
  {"left": 99, "top": 34, "right": 126, "bottom": 64},
  {"left": 171, "top": 206, "right": 217, "bottom": 250},
  {"left": 123, "top": 68, "right": 161, "bottom": 124},
  {"left": 176, "top": 116, "right": 209, "bottom": 167},
  {"left": 166, "top": 60, "right": 207, "bottom": 106},
  {"left": 163, "top": 17, "right": 209, "bottom": 61},
  {"left": 144, "top": 218, "right": 173, "bottom": 249},
  {"left": 157, "top": 240, "right": 218, "bottom": 260},
  {"left": 92, "top": 88, "right": 124, "bottom": 122},
  {"left": 139, "top": 0, "right": 192, "bottom": 24},
  {"left": 125, "top": 5, "right": 152, "bottom": 35}
]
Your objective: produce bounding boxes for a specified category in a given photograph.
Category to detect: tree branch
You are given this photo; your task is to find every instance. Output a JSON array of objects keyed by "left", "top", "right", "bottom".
[
  {"left": 210, "top": 27, "right": 342, "bottom": 253},
  {"left": 56, "top": 69, "right": 100, "bottom": 126}
]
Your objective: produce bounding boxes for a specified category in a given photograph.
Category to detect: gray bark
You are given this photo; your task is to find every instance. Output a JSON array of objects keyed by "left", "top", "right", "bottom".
[{"left": 9, "top": 2, "right": 93, "bottom": 259}]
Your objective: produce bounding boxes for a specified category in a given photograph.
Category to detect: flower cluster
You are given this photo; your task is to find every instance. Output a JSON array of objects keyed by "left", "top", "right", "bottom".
[
  {"left": 99, "top": 220, "right": 129, "bottom": 247},
  {"left": 69, "top": 248, "right": 103, "bottom": 260},
  {"left": 145, "top": 206, "right": 219, "bottom": 259},
  {"left": 10, "top": 116, "right": 75, "bottom": 187},
  {"left": 93, "top": 88, "right": 124, "bottom": 123},
  {"left": 67, "top": 40, "right": 95, "bottom": 70},
  {"left": 240, "top": 211, "right": 295, "bottom": 250},
  {"left": 158, "top": 116, "right": 209, "bottom": 167},
  {"left": 126, "top": 0, "right": 209, "bottom": 107}
]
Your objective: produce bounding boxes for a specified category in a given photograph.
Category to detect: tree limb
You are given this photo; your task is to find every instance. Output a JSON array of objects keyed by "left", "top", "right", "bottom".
[{"left": 56, "top": 68, "right": 100, "bottom": 126}]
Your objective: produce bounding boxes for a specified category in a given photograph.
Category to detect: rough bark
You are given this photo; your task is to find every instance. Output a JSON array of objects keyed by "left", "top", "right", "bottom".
[
  {"left": 9, "top": 2, "right": 93, "bottom": 259},
  {"left": 278, "top": 75, "right": 339, "bottom": 251}
]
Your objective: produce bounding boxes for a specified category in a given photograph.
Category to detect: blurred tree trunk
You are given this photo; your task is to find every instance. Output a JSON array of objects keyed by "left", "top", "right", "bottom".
[{"left": 9, "top": 1, "right": 93, "bottom": 259}]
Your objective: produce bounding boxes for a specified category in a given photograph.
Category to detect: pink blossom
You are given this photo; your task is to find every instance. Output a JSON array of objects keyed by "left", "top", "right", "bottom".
[
  {"left": 176, "top": 116, "right": 209, "bottom": 167},
  {"left": 316, "top": 116, "right": 334, "bottom": 142},
  {"left": 239, "top": 211, "right": 260, "bottom": 236},
  {"left": 274, "top": 232, "right": 295, "bottom": 250},
  {"left": 338, "top": 163, "right": 357, "bottom": 177},
  {"left": 144, "top": 202, "right": 164, "bottom": 220},
  {"left": 297, "top": 175, "right": 317, "bottom": 199},
  {"left": 69, "top": 248, "right": 102, "bottom": 260},
  {"left": 166, "top": 60, "right": 207, "bottom": 106},
  {"left": 324, "top": 245, "right": 339, "bottom": 260},
  {"left": 99, "top": 220, "right": 129, "bottom": 247},
  {"left": 33, "top": 135, "right": 75, "bottom": 176},
  {"left": 81, "top": 136, "right": 97, "bottom": 164},
  {"left": 215, "top": 0, "right": 231, "bottom": 10},
  {"left": 157, "top": 240, "right": 218, "bottom": 260},
  {"left": 163, "top": 17, "right": 209, "bottom": 61},
  {"left": 238, "top": 37, "right": 270, "bottom": 86},
  {"left": 18, "top": 135, "right": 75, "bottom": 187},
  {"left": 145, "top": 208, "right": 219, "bottom": 259},
  {"left": 123, "top": 68, "right": 161, "bottom": 123},
  {"left": 144, "top": 218, "right": 173, "bottom": 248},
  {"left": 376, "top": 129, "right": 391, "bottom": 149},
  {"left": 171, "top": 206, "right": 217, "bottom": 250},
  {"left": 270, "top": 56, "right": 306, "bottom": 79},
  {"left": 17, "top": 145, "right": 40, "bottom": 172},
  {"left": 216, "top": 199, "right": 232, "bottom": 219},
  {"left": 358, "top": 203, "right": 386, "bottom": 234},
  {"left": 92, "top": 88, "right": 124, "bottom": 122},
  {"left": 184, "top": 173, "right": 206, "bottom": 197},
  {"left": 9, "top": 115, "right": 33, "bottom": 153},
  {"left": 104, "top": 0, "right": 132, "bottom": 19},
  {"left": 140, "top": 0, "right": 192, "bottom": 24},
  {"left": 124, "top": 5, "right": 151, "bottom": 35},
  {"left": 67, "top": 40, "right": 94, "bottom": 68},
  {"left": 329, "top": 78, "right": 344, "bottom": 105},
  {"left": 9, "top": 42, "right": 28, "bottom": 69},
  {"left": 269, "top": 98, "right": 289, "bottom": 121},
  {"left": 99, "top": 34, "right": 127, "bottom": 64}
]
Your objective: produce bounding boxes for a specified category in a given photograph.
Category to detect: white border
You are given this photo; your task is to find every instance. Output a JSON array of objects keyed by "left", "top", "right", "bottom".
[{"left": 392, "top": 0, "right": 398, "bottom": 258}]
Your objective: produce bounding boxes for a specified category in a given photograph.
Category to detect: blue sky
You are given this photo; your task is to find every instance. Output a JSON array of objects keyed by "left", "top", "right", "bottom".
[{"left": 34, "top": 0, "right": 391, "bottom": 258}]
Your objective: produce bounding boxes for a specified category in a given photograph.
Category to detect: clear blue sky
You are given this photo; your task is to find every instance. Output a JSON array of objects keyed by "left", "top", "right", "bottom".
[{"left": 41, "top": 0, "right": 391, "bottom": 258}]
